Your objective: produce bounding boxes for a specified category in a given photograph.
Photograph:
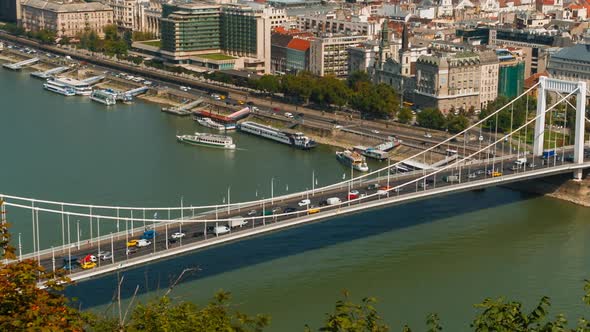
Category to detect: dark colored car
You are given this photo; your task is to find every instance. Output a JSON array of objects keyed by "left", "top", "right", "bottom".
[{"left": 283, "top": 207, "right": 297, "bottom": 213}]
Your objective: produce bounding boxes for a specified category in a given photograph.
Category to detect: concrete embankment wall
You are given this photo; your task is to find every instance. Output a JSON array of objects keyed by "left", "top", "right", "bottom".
[{"left": 505, "top": 170, "right": 590, "bottom": 207}]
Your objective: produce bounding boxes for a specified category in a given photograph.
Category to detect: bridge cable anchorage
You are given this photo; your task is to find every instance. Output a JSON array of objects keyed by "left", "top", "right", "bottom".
[{"left": 0, "top": 82, "right": 543, "bottom": 213}]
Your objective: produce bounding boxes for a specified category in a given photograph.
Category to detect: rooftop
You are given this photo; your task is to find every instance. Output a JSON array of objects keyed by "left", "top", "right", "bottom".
[
  {"left": 21, "top": 0, "right": 112, "bottom": 12},
  {"left": 551, "top": 43, "right": 590, "bottom": 62}
]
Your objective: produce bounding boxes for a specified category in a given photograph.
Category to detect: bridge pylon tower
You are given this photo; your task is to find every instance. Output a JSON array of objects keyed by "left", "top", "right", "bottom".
[{"left": 534, "top": 77, "right": 587, "bottom": 180}]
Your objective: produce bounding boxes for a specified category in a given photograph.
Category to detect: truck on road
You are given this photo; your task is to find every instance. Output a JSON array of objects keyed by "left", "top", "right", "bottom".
[
  {"left": 326, "top": 197, "right": 342, "bottom": 205},
  {"left": 443, "top": 175, "right": 459, "bottom": 183},
  {"left": 228, "top": 216, "right": 248, "bottom": 228},
  {"left": 542, "top": 149, "right": 555, "bottom": 159}
]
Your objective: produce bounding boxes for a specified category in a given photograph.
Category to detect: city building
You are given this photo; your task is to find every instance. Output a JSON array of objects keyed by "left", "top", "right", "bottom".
[
  {"left": 296, "top": 13, "right": 382, "bottom": 40},
  {"left": 479, "top": 50, "right": 499, "bottom": 109},
  {"left": 348, "top": 41, "right": 378, "bottom": 73},
  {"left": 490, "top": 28, "right": 573, "bottom": 78},
  {"left": 160, "top": 2, "right": 271, "bottom": 73},
  {"left": 104, "top": 0, "right": 160, "bottom": 36},
  {"left": 0, "top": 0, "right": 20, "bottom": 22},
  {"left": 414, "top": 52, "right": 481, "bottom": 113},
  {"left": 497, "top": 48, "right": 525, "bottom": 99},
  {"left": 309, "top": 34, "right": 369, "bottom": 77},
  {"left": 547, "top": 42, "right": 590, "bottom": 87},
  {"left": 20, "top": 0, "right": 113, "bottom": 38}
]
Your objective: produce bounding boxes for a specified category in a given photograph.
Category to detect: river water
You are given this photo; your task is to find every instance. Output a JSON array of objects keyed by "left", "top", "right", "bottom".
[{"left": 1, "top": 67, "right": 590, "bottom": 331}]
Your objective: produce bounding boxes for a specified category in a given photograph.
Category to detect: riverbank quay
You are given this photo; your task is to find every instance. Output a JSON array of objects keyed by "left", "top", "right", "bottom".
[
  {"left": 0, "top": 33, "right": 454, "bottom": 141},
  {"left": 0, "top": 42, "right": 413, "bottom": 156}
]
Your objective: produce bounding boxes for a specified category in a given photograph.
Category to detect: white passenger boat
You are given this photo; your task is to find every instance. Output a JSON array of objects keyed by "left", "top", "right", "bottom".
[
  {"left": 196, "top": 117, "right": 235, "bottom": 131},
  {"left": 90, "top": 90, "right": 116, "bottom": 106},
  {"left": 47, "top": 76, "right": 94, "bottom": 95},
  {"left": 237, "top": 121, "right": 316, "bottom": 149},
  {"left": 336, "top": 150, "right": 369, "bottom": 172},
  {"left": 43, "top": 81, "right": 76, "bottom": 96},
  {"left": 176, "top": 132, "right": 236, "bottom": 149}
]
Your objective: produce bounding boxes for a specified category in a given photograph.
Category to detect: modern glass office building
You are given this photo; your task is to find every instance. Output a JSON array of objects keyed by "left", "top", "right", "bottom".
[{"left": 160, "top": 3, "right": 271, "bottom": 73}]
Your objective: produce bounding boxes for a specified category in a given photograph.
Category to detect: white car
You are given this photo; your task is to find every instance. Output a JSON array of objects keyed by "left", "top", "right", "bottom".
[
  {"left": 372, "top": 129, "right": 380, "bottom": 134},
  {"left": 136, "top": 239, "right": 151, "bottom": 247},
  {"left": 171, "top": 232, "right": 186, "bottom": 239},
  {"left": 98, "top": 251, "right": 112, "bottom": 260},
  {"left": 377, "top": 189, "right": 388, "bottom": 196},
  {"left": 298, "top": 199, "right": 311, "bottom": 206},
  {"left": 284, "top": 112, "right": 294, "bottom": 118},
  {"left": 424, "top": 133, "right": 432, "bottom": 138}
]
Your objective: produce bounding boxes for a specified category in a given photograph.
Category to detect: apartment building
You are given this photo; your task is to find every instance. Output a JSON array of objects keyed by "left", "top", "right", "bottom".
[
  {"left": 309, "top": 34, "right": 369, "bottom": 77},
  {"left": 479, "top": 50, "right": 499, "bottom": 109},
  {"left": 104, "top": 0, "right": 160, "bottom": 36},
  {"left": 20, "top": 0, "right": 113, "bottom": 38},
  {"left": 297, "top": 13, "right": 382, "bottom": 40},
  {"left": 415, "top": 52, "right": 482, "bottom": 113}
]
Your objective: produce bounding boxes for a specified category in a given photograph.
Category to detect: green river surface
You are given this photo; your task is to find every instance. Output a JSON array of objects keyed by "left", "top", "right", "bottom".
[{"left": 1, "top": 67, "right": 590, "bottom": 331}]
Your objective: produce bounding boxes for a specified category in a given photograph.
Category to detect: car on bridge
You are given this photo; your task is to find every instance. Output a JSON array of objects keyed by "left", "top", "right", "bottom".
[
  {"left": 62, "top": 256, "right": 80, "bottom": 270},
  {"left": 126, "top": 247, "right": 138, "bottom": 255},
  {"left": 298, "top": 199, "right": 311, "bottom": 207},
  {"left": 307, "top": 207, "right": 320, "bottom": 214},
  {"left": 98, "top": 251, "right": 112, "bottom": 261},
  {"left": 283, "top": 207, "right": 297, "bottom": 213},
  {"left": 81, "top": 261, "right": 96, "bottom": 270},
  {"left": 127, "top": 239, "right": 139, "bottom": 247},
  {"left": 136, "top": 239, "right": 151, "bottom": 247},
  {"left": 492, "top": 171, "right": 502, "bottom": 177},
  {"left": 367, "top": 183, "right": 380, "bottom": 190},
  {"left": 171, "top": 232, "right": 186, "bottom": 239},
  {"left": 247, "top": 209, "right": 257, "bottom": 216}
]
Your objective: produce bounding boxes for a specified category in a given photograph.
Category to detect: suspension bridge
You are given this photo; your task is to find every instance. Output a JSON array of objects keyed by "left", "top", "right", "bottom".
[{"left": 1, "top": 77, "right": 588, "bottom": 284}]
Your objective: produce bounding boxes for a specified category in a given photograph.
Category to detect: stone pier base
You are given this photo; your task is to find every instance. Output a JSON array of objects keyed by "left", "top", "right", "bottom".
[{"left": 504, "top": 170, "right": 590, "bottom": 207}]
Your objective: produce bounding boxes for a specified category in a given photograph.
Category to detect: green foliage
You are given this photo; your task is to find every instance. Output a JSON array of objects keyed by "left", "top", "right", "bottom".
[
  {"left": 479, "top": 96, "right": 535, "bottom": 133},
  {"left": 256, "top": 75, "right": 281, "bottom": 95},
  {"left": 77, "top": 25, "right": 128, "bottom": 56},
  {"left": 350, "top": 82, "right": 399, "bottom": 119},
  {"left": 280, "top": 71, "right": 315, "bottom": 103},
  {"left": 347, "top": 71, "right": 371, "bottom": 91},
  {"left": 90, "top": 291, "right": 270, "bottom": 332},
  {"left": 446, "top": 113, "right": 470, "bottom": 133},
  {"left": 132, "top": 31, "right": 158, "bottom": 42},
  {"left": 417, "top": 108, "right": 446, "bottom": 130},
  {"left": 27, "top": 29, "right": 56, "bottom": 44},
  {"left": 123, "top": 30, "right": 133, "bottom": 47},
  {"left": 397, "top": 107, "right": 414, "bottom": 124},
  {"left": 0, "top": 201, "right": 89, "bottom": 330},
  {"left": 2, "top": 23, "right": 25, "bottom": 35},
  {"left": 306, "top": 291, "right": 389, "bottom": 332},
  {"left": 312, "top": 76, "right": 351, "bottom": 108}
]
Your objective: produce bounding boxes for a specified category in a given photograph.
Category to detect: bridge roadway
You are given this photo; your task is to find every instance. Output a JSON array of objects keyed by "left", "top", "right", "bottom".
[{"left": 31, "top": 153, "right": 589, "bottom": 282}]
